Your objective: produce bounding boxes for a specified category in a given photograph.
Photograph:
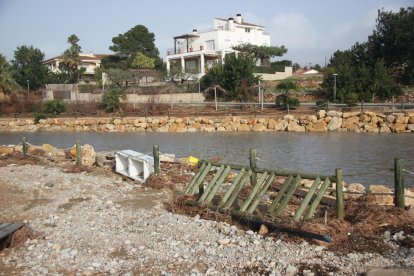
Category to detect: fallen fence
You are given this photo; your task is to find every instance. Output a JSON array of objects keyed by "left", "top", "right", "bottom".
[{"left": 183, "top": 150, "right": 411, "bottom": 226}]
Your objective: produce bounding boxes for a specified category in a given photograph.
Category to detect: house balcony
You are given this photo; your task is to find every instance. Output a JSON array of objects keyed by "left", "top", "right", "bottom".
[{"left": 166, "top": 45, "right": 206, "bottom": 56}]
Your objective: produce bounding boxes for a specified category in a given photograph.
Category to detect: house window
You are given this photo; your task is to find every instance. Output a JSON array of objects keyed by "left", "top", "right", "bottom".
[
  {"left": 245, "top": 28, "right": 250, "bottom": 33},
  {"left": 206, "top": 40, "right": 215, "bottom": 50}
]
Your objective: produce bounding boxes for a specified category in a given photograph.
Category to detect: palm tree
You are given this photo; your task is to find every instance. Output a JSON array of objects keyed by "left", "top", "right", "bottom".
[{"left": 62, "top": 34, "right": 82, "bottom": 82}]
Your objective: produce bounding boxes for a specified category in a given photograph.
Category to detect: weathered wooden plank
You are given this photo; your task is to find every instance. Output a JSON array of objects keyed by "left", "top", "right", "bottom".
[
  {"left": 219, "top": 168, "right": 246, "bottom": 206},
  {"left": 198, "top": 160, "right": 336, "bottom": 181},
  {"left": 184, "top": 162, "right": 207, "bottom": 194},
  {"left": 304, "top": 178, "right": 331, "bottom": 220},
  {"left": 272, "top": 185, "right": 336, "bottom": 207},
  {"left": 268, "top": 175, "right": 293, "bottom": 213},
  {"left": 336, "top": 168, "right": 344, "bottom": 220},
  {"left": 198, "top": 165, "right": 225, "bottom": 203},
  {"left": 204, "top": 166, "right": 232, "bottom": 204},
  {"left": 221, "top": 170, "right": 252, "bottom": 209},
  {"left": 247, "top": 172, "right": 275, "bottom": 214},
  {"left": 0, "top": 223, "right": 24, "bottom": 240},
  {"left": 188, "top": 163, "right": 212, "bottom": 195},
  {"left": 274, "top": 175, "right": 301, "bottom": 216},
  {"left": 394, "top": 158, "right": 405, "bottom": 208},
  {"left": 293, "top": 177, "right": 321, "bottom": 221},
  {"left": 239, "top": 171, "right": 268, "bottom": 212}
]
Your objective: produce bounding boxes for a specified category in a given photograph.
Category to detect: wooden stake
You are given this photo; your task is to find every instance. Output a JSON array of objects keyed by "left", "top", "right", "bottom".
[
  {"left": 335, "top": 168, "right": 344, "bottom": 220},
  {"left": 394, "top": 158, "right": 405, "bottom": 208},
  {"left": 22, "top": 137, "right": 28, "bottom": 157},
  {"left": 76, "top": 140, "right": 81, "bottom": 166},
  {"left": 249, "top": 149, "right": 257, "bottom": 187},
  {"left": 153, "top": 144, "right": 160, "bottom": 174}
]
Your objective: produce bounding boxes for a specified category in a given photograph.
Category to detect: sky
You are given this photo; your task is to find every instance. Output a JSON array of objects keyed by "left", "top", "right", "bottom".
[{"left": 0, "top": 0, "right": 412, "bottom": 66}]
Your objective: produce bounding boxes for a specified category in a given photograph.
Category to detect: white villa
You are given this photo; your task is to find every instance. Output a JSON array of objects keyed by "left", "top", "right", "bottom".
[{"left": 166, "top": 14, "right": 271, "bottom": 77}]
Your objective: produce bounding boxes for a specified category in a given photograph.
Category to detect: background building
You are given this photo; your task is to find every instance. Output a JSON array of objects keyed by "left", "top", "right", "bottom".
[{"left": 166, "top": 14, "right": 270, "bottom": 77}]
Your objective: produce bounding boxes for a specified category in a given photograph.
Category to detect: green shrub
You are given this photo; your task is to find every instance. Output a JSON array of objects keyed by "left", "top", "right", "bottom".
[
  {"left": 43, "top": 100, "right": 66, "bottom": 115},
  {"left": 343, "top": 92, "right": 358, "bottom": 107},
  {"left": 275, "top": 94, "right": 300, "bottom": 109},
  {"left": 102, "top": 88, "right": 123, "bottom": 112},
  {"left": 34, "top": 113, "right": 47, "bottom": 124}
]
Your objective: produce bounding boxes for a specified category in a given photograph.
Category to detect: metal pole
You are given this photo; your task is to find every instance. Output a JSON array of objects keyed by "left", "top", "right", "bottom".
[
  {"left": 214, "top": 86, "right": 217, "bottom": 111},
  {"left": 333, "top": 75, "right": 336, "bottom": 103}
]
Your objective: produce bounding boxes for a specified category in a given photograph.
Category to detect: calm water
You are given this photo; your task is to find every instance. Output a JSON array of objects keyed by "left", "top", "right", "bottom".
[{"left": 1, "top": 132, "right": 413, "bottom": 187}]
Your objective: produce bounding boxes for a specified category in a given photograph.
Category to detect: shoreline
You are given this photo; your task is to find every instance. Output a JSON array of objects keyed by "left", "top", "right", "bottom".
[
  {"left": 0, "top": 110, "right": 413, "bottom": 133},
  {"left": 0, "top": 154, "right": 414, "bottom": 275}
]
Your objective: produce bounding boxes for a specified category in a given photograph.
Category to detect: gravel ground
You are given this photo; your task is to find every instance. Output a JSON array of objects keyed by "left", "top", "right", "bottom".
[{"left": 0, "top": 159, "right": 413, "bottom": 275}]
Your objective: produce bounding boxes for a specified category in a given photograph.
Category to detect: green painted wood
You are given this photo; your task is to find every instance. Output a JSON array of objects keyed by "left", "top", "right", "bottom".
[
  {"left": 76, "top": 139, "right": 81, "bottom": 166},
  {"left": 204, "top": 166, "right": 232, "bottom": 204},
  {"left": 198, "top": 160, "right": 336, "bottom": 181},
  {"left": 304, "top": 178, "right": 331, "bottom": 220},
  {"left": 246, "top": 172, "right": 275, "bottom": 214},
  {"left": 22, "top": 137, "right": 27, "bottom": 156},
  {"left": 184, "top": 162, "right": 207, "bottom": 194},
  {"left": 274, "top": 175, "right": 301, "bottom": 216},
  {"left": 268, "top": 175, "right": 293, "bottom": 212},
  {"left": 219, "top": 168, "right": 246, "bottom": 206},
  {"left": 250, "top": 149, "right": 257, "bottom": 187},
  {"left": 335, "top": 169, "right": 344, "bottom": 220},
  {"left": 239, "top": 171, "right": 269, "bottom": 212},
  {"left": 198, "top": 165, "right": 225, "bottom": 203},
  {"left": 394, "top": 158, "right": 405, "bottom": 208},
  {"left": 293, "top": 177, "right": 321, "bottom": 221},
  {"left": 188, "top": 163, "right": 212, "bottom": 195},
  {"left": 221, "top": 170, "right": 252, "bottom": 209}
]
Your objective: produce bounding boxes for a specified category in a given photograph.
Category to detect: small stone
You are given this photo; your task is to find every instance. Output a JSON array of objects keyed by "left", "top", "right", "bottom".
[
  {"left": 259, "top": 224, "right": 269, "bottom": 235},
  {"left": 285, "top": 265, "right": 298, "bottom": 276},
  {"left": 44, "top": 182, "right": 54, "bottom": 188},
  {"left": 238, "top": 240, "right": 247, "bottom": 247},
  {"left": 218, "top": 238, "right": 231, "bottom": 245},
  {"left": 246, "top": 230, "right": 254, "bottom": 235}
]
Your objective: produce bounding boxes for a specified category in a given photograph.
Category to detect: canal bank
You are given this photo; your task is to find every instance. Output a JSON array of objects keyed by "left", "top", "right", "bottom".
[{"left": 0, "top": 110, "right": 414, "bottom": 133}]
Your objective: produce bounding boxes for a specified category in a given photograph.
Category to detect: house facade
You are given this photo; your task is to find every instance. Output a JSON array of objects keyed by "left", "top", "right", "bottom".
[
  {"left": 43, "top": 53, "right": 108, "bottom": 82},
  {"left": 166, "top": 14, "right": 271, "bottom": 77}
]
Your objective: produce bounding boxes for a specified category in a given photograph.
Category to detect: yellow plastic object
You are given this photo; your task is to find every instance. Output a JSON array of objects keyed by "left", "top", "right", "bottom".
[{"left": 179, "top": 156, "right": 199, "bottom": 166}]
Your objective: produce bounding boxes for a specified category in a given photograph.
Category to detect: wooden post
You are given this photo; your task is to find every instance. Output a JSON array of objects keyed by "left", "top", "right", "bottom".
[
  {"left": 153, "top": 144, "right": 160, "bottom": 174},
  {"left": 360, "top": 100, "right": 364, "bottom": 113},
  {"left": 249, "top": 149, "right": 257, "bottom": 187},
  {"left": 335, "top": 168, "right": 344, "bottom": 220},
  {"left": 22, "top": 137, "right": 28, "bottom": 157},
  {"left": 394, "top": 158, "right": 405, "bottom": 208},
  {"left": 76, "top": 139, "right": 81, "bottom": 166},
  {"left": 392, "top": 96, "right": 395, "bottom": 110},
  {"left": 287, "top": 104, "right": 290, "bottom": 114},
  {"left": 326, "top": 100, "right": 329, "bottom": 111}
]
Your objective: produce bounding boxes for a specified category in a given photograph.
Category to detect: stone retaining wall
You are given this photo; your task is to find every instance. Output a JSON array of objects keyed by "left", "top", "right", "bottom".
[{"left": 0, "top": 110, "right": 413, "bottom": 133}]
